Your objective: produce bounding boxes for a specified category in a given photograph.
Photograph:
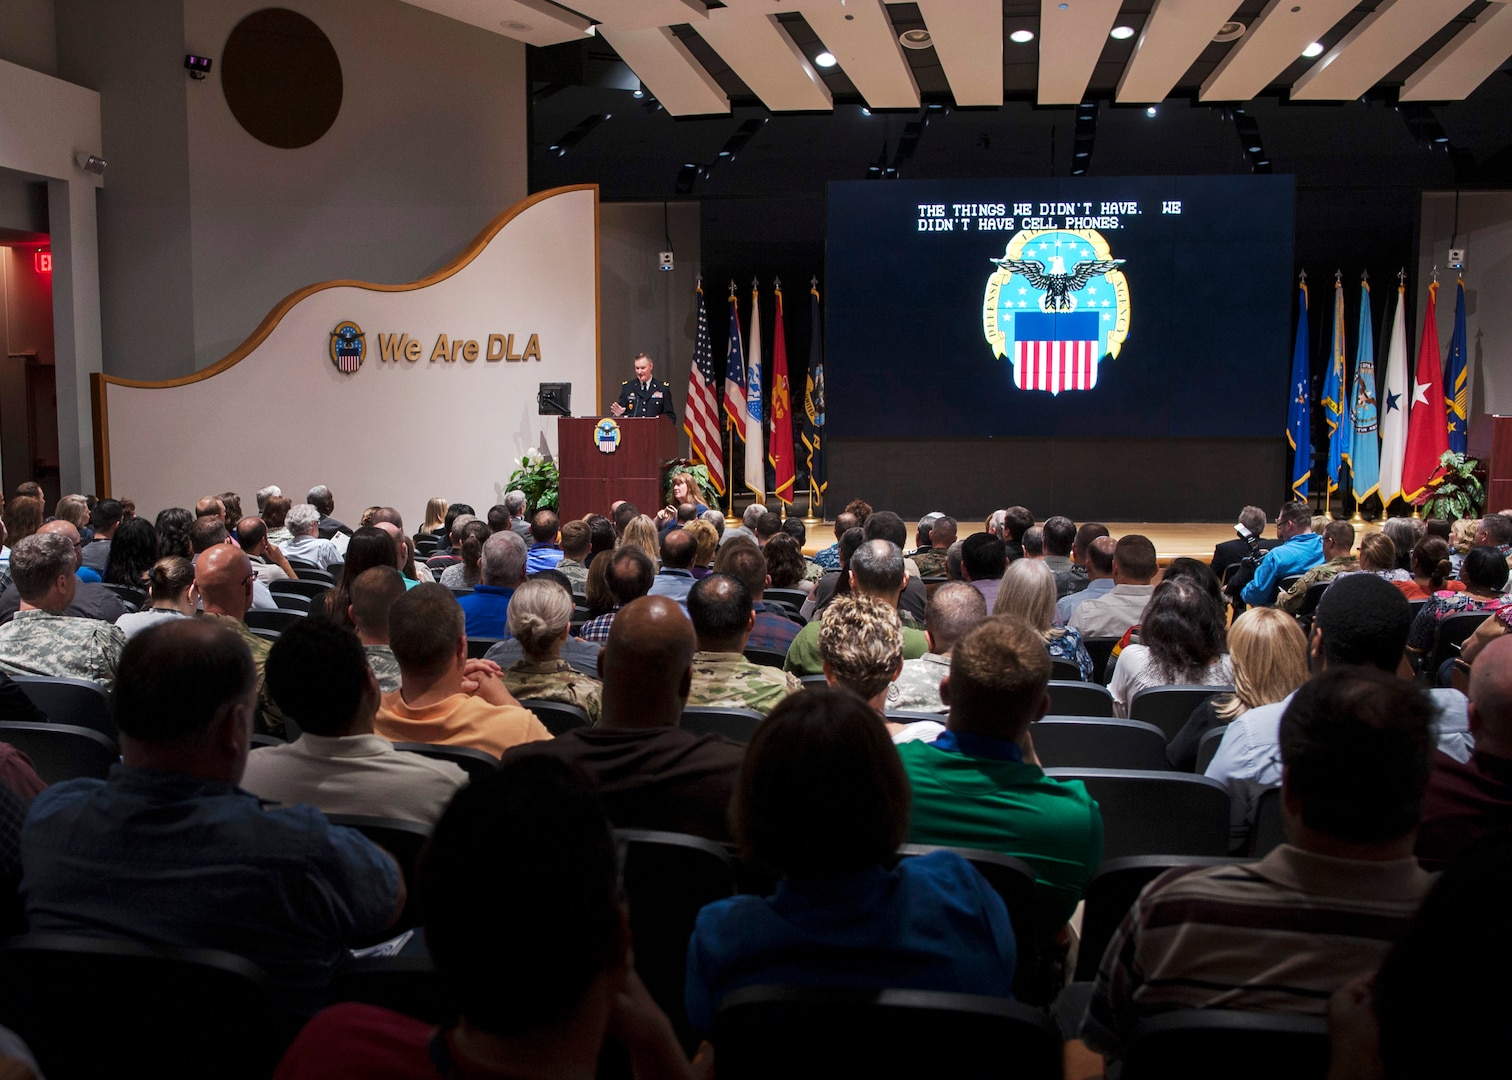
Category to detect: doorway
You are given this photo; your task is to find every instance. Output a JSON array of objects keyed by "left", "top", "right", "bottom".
[{"left": 1, "top": 240, "right": 61, "bottom": 505}]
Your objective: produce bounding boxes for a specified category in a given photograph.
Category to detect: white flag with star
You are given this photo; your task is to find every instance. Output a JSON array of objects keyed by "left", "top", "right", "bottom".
[{"left": 1378, "top": 282, "right": 1409, "bottom": 505}]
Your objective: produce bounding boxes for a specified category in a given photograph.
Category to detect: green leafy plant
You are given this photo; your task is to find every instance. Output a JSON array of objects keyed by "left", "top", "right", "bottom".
[
  {"left": 507, "top": 452, "right": 559, "bottom": 513},
  {"left": 1415, "top": 450, "right": 1483, "bottom": 521},
  {"left": 661, "top": 459, "right": 720, "bottom": 507}
]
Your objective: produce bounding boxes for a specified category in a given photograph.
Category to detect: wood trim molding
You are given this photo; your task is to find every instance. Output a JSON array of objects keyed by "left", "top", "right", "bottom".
[{"left": 90, "top": 371, "right": 111, "bottom": 498}]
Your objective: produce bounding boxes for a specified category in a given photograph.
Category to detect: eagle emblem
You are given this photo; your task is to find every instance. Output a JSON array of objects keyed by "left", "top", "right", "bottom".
[
  {"left": 983, "top": 229, "right": 1131, "bottom": 396},
  {"left": 329, "top": 321, "right": 366, "bottom": 374}
]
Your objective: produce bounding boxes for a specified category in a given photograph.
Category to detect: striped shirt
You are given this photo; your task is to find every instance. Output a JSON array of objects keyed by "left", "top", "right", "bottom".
[{"left": 1082, "top": 844, "right": 1431, "bottom": 1057}]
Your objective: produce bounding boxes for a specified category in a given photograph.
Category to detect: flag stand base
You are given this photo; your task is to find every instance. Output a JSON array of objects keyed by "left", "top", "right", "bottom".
[{"left": 1349, "top": 510, "right": 1368, "bottom": 528}]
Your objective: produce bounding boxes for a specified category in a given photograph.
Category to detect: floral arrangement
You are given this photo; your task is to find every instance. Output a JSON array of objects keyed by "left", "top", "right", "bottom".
[{"left": 507, "top": 452, "right": 559, "bottom": 513}]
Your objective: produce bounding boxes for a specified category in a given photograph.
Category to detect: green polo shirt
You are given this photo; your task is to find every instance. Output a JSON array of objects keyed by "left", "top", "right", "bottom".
[
  {"left": 897, "top": 739, "right": 1103, "bottom": 929},
  {"left": 783, "top": 618, "right": 929, "bottom": 676}
]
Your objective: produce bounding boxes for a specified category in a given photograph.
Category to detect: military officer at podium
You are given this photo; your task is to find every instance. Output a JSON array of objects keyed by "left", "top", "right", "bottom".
[{"left": 610, "top": 353, "right": 675, "bottom": 420}]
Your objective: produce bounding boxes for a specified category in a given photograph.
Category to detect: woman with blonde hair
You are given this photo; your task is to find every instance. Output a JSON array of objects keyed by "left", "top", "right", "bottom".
[
  {"left": 420, "top": 497, "right": 449, "bottom": 538},
  {"left": 686, "top": 518, "right": 719, "bottom": 579},
  {"left": 1166, "top": 607, "right": 1308, "bottom": 770},
  {"left": 501, "top": 578, "right": 602, "bottom": 724},
  {"left": 620, "top": 514, "right": 661, "bottom": 566},
  {"left": 993, "top": 558, "right": 1092, "bottom": 680}
]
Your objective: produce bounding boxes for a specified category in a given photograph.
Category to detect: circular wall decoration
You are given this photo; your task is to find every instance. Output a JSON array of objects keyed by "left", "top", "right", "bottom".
[{"left": 222, "top": 8, "right": 343, "bottom": 150}]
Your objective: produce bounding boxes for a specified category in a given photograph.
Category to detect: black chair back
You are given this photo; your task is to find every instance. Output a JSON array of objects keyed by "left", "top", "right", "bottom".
[
  {"left": 1129, "top": 685, "right": 1234, "bottom": 741},
  {"left": 1123, "top": 1010, "right": 1329, "bottom": 1080},
  {"left": 13, "top": 676, "right": 115, "bottom": 740},
  {"left": 1046, "top": 680, "right": 1114, "bottom": 717},
  {"left": 518, "top": 698, "right": 590, "bottom": 736},
  {"left": 743, "top": 647, "right": 788, "bottom": 669},
  {"left": 284, "top": 560, "right": 334, "bottom": 584},
  {"left": 466, "top": 637, "right": 503, "bottom": 659},
  {"left": 324, "top": 815, "right": 431, "bottom": 934},
  {"left": 712, "top": 986, "right": 1061, "bottom": 1080},
  {"left": 1074, "top": 855, "right": 1252, "bottom": 981},
  {"left": 0, "top": 721, "right": 117, "bottom": 783},
  {"left": 1083, "top": 637, "right": 1120, "bottom": 683},
  {"left": 390, "top": 742, "right": 500, "bottom": 782},
  {"left": 1195, "top": 724, "right": 1228, "bottom": 773},
  {"left": 0, "top": 933, "right": 293, "bottom": 1080},
  {"left": 1045, "top": 769, "right": 1231, "bottom": 859},
  {"left": 1030, "top": 718, "right": 1169, "bottom": 771},
  {"left": 270, "top": 591, "right": 312, "bottom": 612},
  {"left": 615, "top": 829, "right": 737, "bottom": 1051},
  {"left": 764, "top": 587, "right": 809, "bottom": 608},
  {"left": 329, "top": 955, "right": 454, "bottom": 1025},
  {"left": 1049, "top": 658, "right": 1083, "bottom": 682},
  {"left": 245, "top": 608, "right": 307, "bottom": 633},
  {"left": 267, "top": 578, "right": 331, "bottom": 600},
  {"left": 1249, "top": 785, "right": 1286, "bottom": 857},
  {"left": 799, "top": 674, "right": 828, "bottom": 688},
  {"left": 99, "top": 581, "right": 147, "bottom": 609},
  {"left": 681, "top": 706, "right": 762, "bottom": 743},
  {"left": 1427, "top": 610, "right": 1492, "bottom": 679}
]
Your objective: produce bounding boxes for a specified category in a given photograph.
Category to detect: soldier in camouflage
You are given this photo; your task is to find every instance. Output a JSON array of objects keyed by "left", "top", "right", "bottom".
[
  {"left": 0, "top": 532, "right": 126, "bottom": 691},
  {"left": 556, "top": 520, "right": 591, "bottom": 595},
  {"left": 685, "top": 573, "right": 802, "bottom": 716},
  {"left": 351, "top": 566, "right": 408, "bottom": 694},
  {"left": 501, "top": 578, "right": 603, "bottom": 724},
  {"left": 910, "top": 514, "right": 955, "bottom": 580},
  {"left": 885, "top": 581, "right": 988, "bottom": 714},
  {"left": 194, "top": 543, "right": 288, "bottom": 735}
]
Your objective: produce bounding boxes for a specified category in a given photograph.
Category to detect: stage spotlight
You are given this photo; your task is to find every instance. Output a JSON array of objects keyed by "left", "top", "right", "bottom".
[{"left": 1145, "top": 106, "right": 1157, "bottom": 118}]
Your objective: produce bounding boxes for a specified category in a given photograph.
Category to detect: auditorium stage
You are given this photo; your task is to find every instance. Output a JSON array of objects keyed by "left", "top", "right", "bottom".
[{"left": 794, "top": 520, "right": 1383, "bottom": 565}]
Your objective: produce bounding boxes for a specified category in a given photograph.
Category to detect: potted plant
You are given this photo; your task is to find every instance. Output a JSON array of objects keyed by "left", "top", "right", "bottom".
[
  {"left": 1414, "top": 451, "right": 1484, "bottom": 521},
  {"left": 507, "top": 452, "right": 559, "bottom": 513}
]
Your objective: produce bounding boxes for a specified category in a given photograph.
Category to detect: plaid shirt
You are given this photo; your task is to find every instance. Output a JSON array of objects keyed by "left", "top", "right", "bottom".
[
  {"left": 746, "top": 603, "right": 799, "bottom": 654},
  {"left": 578, "top": 611, "right": 617, "bottom": 644}
]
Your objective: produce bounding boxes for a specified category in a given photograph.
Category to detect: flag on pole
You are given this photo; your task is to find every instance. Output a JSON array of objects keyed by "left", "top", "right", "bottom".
[
  {"left": 723, "top": 286, "right": 747, "bottom": 436},
  {"left": 802, "top": 279, "right": 827, "bottom": 507},
  {"left": 1401, "top": 280, "right": 1450, "bottom": 504},
  {"left": 684, "top": 280, "right": 725, "bottom": 495},
  {"left": 744, "top": 280, "right": 766, "bottom": 499},
  {"left": 1446, "top": 276, "right": 1469, "bottom": 455},
  {"left": 1286, "top": 274, "right": 1312, "bottom": 500},
  {"left": 1345, "top": 274, "right": 1379, "bottom": 504},
  {"left": 1321, "top": 273, "right": 1347, "bottom": 494},
  {"left": 768, "top": 281, "right": 795, "bottom": 505},
  {"left": 1378, "top": 277, "right": 1410, "bottom": 505}
]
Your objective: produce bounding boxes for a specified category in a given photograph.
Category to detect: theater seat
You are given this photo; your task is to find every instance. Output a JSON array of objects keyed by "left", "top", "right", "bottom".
[
  {"left": 518, "top": 698, "right": 590, "bottom": 736},
  {"left": 1122, "top": 1010, "right": 1329, "bottom": 1080},
  {"left": 712, "top": 985, "right": 1060, "bottom": 1080},
  {"left": 245, "top": 608, "right": 306, "bottom": 633},
  {"left": 1046, "top": 680, "right": 1115, "bottom": 717},
  {"left": 1044, "top": 769, "right": 1230, "bottom": 859},
  {"left": 1195, "top": 724, "right": 1228, "bottom": 773},
  {"left": 681, "top": 707, "right": 762, "bottom": 743},
  {"left": 12, "top": 676, "right": 115, "bottom": 741},
  {"left": 1030, "top": 718, "right": 1169, "bottom": 771},
  {"left": 1129, "top": 685, "right": 1233, "bottom": 741},
  {"left": 325, "top": 815, "right": 431, "bottom": 935},
  {"left": 0, "top": 721, "right": 118, "bottom": 783},
  {"left": 268, "top": 578, "right": 331, "bottom": 601},
  {"left": 1248, "top": 786, "right": 1285, "bottom": 858},
  {"left": 743, "top": 647, "right": 788, "bottom": 669},
  {"left": 390, "top": 742, "right": 500, "bottom": 782}
]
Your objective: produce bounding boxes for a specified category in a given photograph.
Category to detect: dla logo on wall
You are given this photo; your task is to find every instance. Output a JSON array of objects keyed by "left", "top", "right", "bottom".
[
  {"left": 982, "top": 229, "right": 1130, "bottom": 395},
  {"left": 329, "top": 321, "right": 367, "bottom": 374}
]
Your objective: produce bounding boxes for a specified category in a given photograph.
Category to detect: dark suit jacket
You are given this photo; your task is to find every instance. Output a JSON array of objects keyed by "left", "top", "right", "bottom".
[{"left": 1210, "top": 536, "right": 1280, "bottom": 583}]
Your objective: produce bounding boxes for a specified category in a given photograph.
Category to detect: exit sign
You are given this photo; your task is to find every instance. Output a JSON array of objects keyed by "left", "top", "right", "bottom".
[{"left": 34, "top": 251, "right": 52, "bottom": 273}]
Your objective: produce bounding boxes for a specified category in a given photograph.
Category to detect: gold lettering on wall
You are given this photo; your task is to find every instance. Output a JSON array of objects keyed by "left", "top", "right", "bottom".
[
  {"left": 462, "top": 339, "right": 479, "bottom": 362},
  {"left": 522, "top": 333, "right": 541, "bottom": 363},
  {"left": 486, "top": 334, "right": 505, "bottom": 361},
  {"left": 430, "top": 335, "right": 450, "bottom": 362},
  {"left": 405, "top": 337, "right": 422, "bottom": 361},
  {"left": 370, "top": 330, "right": 541, "bottom": 366}
]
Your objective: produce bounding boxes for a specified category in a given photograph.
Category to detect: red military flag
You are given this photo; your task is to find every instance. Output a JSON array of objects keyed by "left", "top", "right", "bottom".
[
  {"left": 1401, "top": 280, "right": 1450, "bottom": 503},
  {"left": 768, "top": 281, "right": 795, "bottom": 505},
  {"left": 684, "top": 279, "right": 725, "bottom": 494}
]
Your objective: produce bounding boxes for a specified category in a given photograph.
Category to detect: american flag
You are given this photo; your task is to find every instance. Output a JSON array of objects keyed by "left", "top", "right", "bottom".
[{"left": 684, "top": 282, "right": 725, "bottom": 495}]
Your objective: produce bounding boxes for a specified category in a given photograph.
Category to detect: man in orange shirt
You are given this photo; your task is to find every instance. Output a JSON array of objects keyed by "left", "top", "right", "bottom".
[{"left": 375, "top": 583, "right": 551, "bottom": 757}]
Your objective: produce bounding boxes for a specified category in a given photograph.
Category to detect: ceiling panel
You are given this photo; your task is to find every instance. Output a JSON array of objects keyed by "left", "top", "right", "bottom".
[
  {"left": 598, "top": 25, "right": 731, "bottom": 115},
  {"left": 915, "top": 0, "right": 1004, "bottom": 106},
  {"left": 1402, "top": 0, "right": 1512, "bottom": 101},
  {"left": 693, "top": 9, "right": 835, "bottom": 111},
  {"left": 802, "top": 0, "right": 919, "bottom": 109},
  {"left": 1117, "top": 0, "right": 1245, "bottom": 104},
  {"left": 1291, "top": 0, "right": 1466, "bottom": 100},
  {"left": 1200, "top": 0, "right": 1357, "bottom": 102},
  {"left": 1038, "top": 0, "right": 1124, "bottom": 105},
  {"left": 401, "top": 0, "right": 591, "bottom": 47},
  {"left": 557, "top": 0, "right": 707, "bottom": 32}
]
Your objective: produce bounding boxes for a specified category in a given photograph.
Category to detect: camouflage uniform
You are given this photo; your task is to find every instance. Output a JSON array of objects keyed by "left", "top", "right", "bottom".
[
  {"left": 686, "top": 650, "right": 802, "bottom": 716},
  {"left": 196, "top": 611, "right": 288, "bottom": 736},
  {"left": 365, "top": 644, "right": 402, "bottom": 694},
  {"left": 558, "top": 558, "right": 589, "bottom": 594},
  {"left": 503, "top": 659, "right": 603, "bottom": 726},
  {"left": 803, "top": 558, "right": 826, "bottom": 584},
  {"left": 1277, "top": 556, "right": 1359, "bottom": 615},
  {"left": 0, "top": 609, "right": 126, "bottom": 691},
  {"left": 885, "top": 652, "right": 950, "bottom": 714},
  {"left": 912, "top": 549, "right": 950, "bottom": 579}
]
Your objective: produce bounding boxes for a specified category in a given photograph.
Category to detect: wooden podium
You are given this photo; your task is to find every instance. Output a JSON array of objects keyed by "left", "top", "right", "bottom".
[
  {"left": 1487, "top": 416, "right": 1512, "bottom": 512},
  {"left": 557, "top": 417, "right": 680, "bottom": 522}
]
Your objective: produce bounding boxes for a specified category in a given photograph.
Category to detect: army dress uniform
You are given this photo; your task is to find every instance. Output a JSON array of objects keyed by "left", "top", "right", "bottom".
[
  {"left": 617, "top": 378, "right": 676, "bottom": 419},
  {"left": 502, "top": 659, "right": 603, "bottom": 726},
  {"left": 685, "top": 651, "right": 802, "bottom": 716}
]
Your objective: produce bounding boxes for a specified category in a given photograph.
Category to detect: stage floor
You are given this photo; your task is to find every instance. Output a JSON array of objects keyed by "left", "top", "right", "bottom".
[{"left": 798, "top": 520, "right": 1381, "bottom": 564}]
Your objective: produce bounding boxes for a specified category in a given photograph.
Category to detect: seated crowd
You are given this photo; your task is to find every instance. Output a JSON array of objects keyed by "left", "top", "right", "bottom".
[{"left": 0, "top": 481, "right": 1507, "bottom": 1077}]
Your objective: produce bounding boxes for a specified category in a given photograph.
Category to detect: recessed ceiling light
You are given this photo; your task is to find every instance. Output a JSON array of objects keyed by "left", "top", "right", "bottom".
[
  {"left": 1213, "top": 21, "right": 1246, "bottom": 43},
  {"left": 502, "top": 20, "right": 529, "bottom": 31},
  {"left": 1009, "top": 29, "right": 1035, "bottom": 44},
  {"left": 1434, "top": 136, "right": 1449, "bottom": 143},
  {"left": 1110, "top": 26, "right": 1135, "bottom": 40},
  {"left": 1145, "top": 106, "right": 1158, "bottom": 117},
  {"left": 1075, "top": 151, "right": 1089, "bottom": 158},
  {"left": 860, "top": 107, "right": 872, "bottom": 116},
  {"left": 632, "top": 89, "right": 644, "bottom": 98},
  {"left": 1256, "top": 159, "right": 1270, "bottom": 166},
  {"left": 899, "top": 29, "right": 933, "bottom": 50},
  {"left": 1247, "top": 144, "right": 1262, "bottom": 152},
  {"left": 815, "top": 51, "right": 837, "bottom": 68},
  {"left": 1302, "top": 41, "right": 1324, "bottom": 58}
]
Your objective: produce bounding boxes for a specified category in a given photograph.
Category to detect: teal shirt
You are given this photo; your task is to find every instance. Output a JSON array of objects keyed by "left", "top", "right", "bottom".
[
  {"left": 897, "top": 739, "right": 1103, "bottom": 929},
  {"left": 783, "top": 618, "right": 929, "bottom": 676}
]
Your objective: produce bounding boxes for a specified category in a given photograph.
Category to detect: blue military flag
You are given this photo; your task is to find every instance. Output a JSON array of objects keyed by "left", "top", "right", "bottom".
[
  {"left": 1446, "top": 276, "right": 1469, "bottom": 455},
  {"left": 1287, "top": 275, "right": 1312, "bottom": 499},
  {"left": 1346, "top": 275, "right": 1379, "bottom": 503},
  {"left": 801, "top": 280, "right": 827, "bottom": 507},
  {"left": 723, "top": 285, "right": 747, "bottom": 437},
  {"left": 1321, "top": 273, "right": 1347, "bottom": 494}
]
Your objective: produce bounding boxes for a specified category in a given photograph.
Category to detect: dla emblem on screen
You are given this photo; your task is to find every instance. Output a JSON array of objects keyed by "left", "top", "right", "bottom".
[{"left": 982, "top": 229, "right": 1130, "bottom": 395}]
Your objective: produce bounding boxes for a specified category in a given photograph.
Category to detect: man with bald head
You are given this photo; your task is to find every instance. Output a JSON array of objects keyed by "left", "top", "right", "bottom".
[
  {"left": 237, "top": 516, "right": 297, "bottom": 585},
  {"left": 0, "top": 532, "right": 127, "bottom": 689},
  {"left": 1418, "top": 634, "right": 1512, "bottom": 869},
  {"left": 505, "top": 595, "right": 745, "bottom": 842}
]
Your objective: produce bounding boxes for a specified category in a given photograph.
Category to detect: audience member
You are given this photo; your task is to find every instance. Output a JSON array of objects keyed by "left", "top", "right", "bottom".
[
  {"left": 194, "top": 495, "right": 226, "bottom": 523},
  {"left": 759, "top": 533, "right": 808, "bottom": 594},
  {"left": 887, "top": 581, "right": 986, "bottom": 715},
  {"left": 1056, "top": 534, "right": 1115, "bottom": 625},
  {"left": 307, "top": 484, "right": 352, "bottom": 539},
  {"left": 1329, "top": 532, "right": 1408, "bottom": 593},
  {"left": 1108, "top": 578, "right": 1231, "bottom": 716},
  {"left": 1068, "top": 534, "right": 1158, "bottom": 641},
  {"left": 819, "top": 593, "right": 908, "bottom": 720},
  {"left": 913, "top": 515, "right": 955, "bottom": 579},
  {"left": 0, "top": 532, "right": 126, "bottom": 689},
  {"left": 245, "top": 617, "right": 467, "bottom": 826},
  {"left": 800, "top": 526, "right": 866, "bottom": 620},
  {"left": 79, "top": 498, "right": 123, "bottom": 574},
  {"left": 259, "top": 495, "right": 293, "bottom": 548},
  {"left": 960, "top": 531, "right": 1008, "bottom": 610},
  {"left": 811, "top": 510, "right": 859, "bottom": 570},
  {"left": 525, "top": 510, "right": 564, "bottom": 574},
  {"left": 1471, "top": 511, "right": 1512, "bottom": 572},
  {"left": 101, "top": 515, "right": 157, "bottom": 590},
  {"left": 714, "top": 538, "right": 799, "bottom": 653},
  {"left": 1022, "top": 525, "right": 1045, "bottom": 559},
  {"left": 578, "top": 547, "right": 656, "bottom": 644},
  {"left": 620, "top": 515, "right": 662, "bottom": 566},
  {"left": 1277, "top": 520, "right": 1357, "bottom": 614},
  {"left": 457, "top": 530, "right": 529, "bottom": 639},
  {"left": 1083, "top": 666, "right": 1435, "bottom": 1058},
  {"left": 350, "top": 566, "right": 408, "bottom": 693},
  {"left": 275, "top": 755, "right": 693, "bottom": 1080},
  {"left": 785, "top": 540, "right": 927, "bottom": 676},
  {"left": 1380, "top": 516, "right": 1421, "bottom": 573},
  {"left": 436, "top": 518, "right": 487, "bottom": 588},
  {"left": 1398, "top": 536, "right": 1458, "bottom": 601},
  {"left": 1405, "top": 545, "right": 1508, "bottom": 659},
  {"left": 114, "top": 556, "right": 197, "bottom": 639},
  {"left": 899, "top": 615, "right": 1103, "bottom": 929},
  {"left": 1167, "top": 606, "right": 1308, "bottom": 771},
  {"left": 685, "top": 518, "right": 720, "bottom": 579},
  {"left": 1038, "top": 516, "right": 1076, "bottom": 595},
  {"left": 720, "top": 503, "right": 766, "bottom": 548},
  {"left": 861, "top": 510, "right": 927, "bottom": 622},
  {"left": 754, "top": 511, "right": 782, "bottom": 547},
  {"left": 685, "top": 573, "right": 801, "bottom": 715},
  {"left": 324, "top": 527, "right": 401, "bottom": 627},
  {"left": 556, "top": 519, "right": 591, "bottom": 592},
  {"left": 996, "top": 558, "right": 1093, "bottom": 680},
  {"left": 238, "top": 515, "right": 298, "bottom": 585},
  {"left": 0, "top": 496, "right": 42, "bottom": 548},
  {"left": 684, "top": 686, "right": 1017, "bottom": 1036},
  {"left": 503, "top": 490, "right": 532, "bottom": 541},
  {"left": 1210, "top": 505, "right": 1278, "bottom": 592},
  {"left": 1000, "top": 505, "right": 1034, "bottom": 563},
  {"left": 1241, "top": 500, "right": 1324, "bottom": 607},
  {"left": 647, "top": 528, "right": 698, "bottom": 605},
  {"left": 21, "top": 620, "right": 403, "bottom": 1016},
  {"left": 279, "top": 504, "right": 342, "bottom": 571},
  {"left": 506, "top": 596, "right": 744, "bottom": 841},
  {"left": 499, "top": 578, "right": 603, "bottom": 724},
  {"left": 1061, "top": 521, "right": 1110, "bottom": 601},
  {"left": 375, "top": 584, "right": 551, "bottom": 756}
]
